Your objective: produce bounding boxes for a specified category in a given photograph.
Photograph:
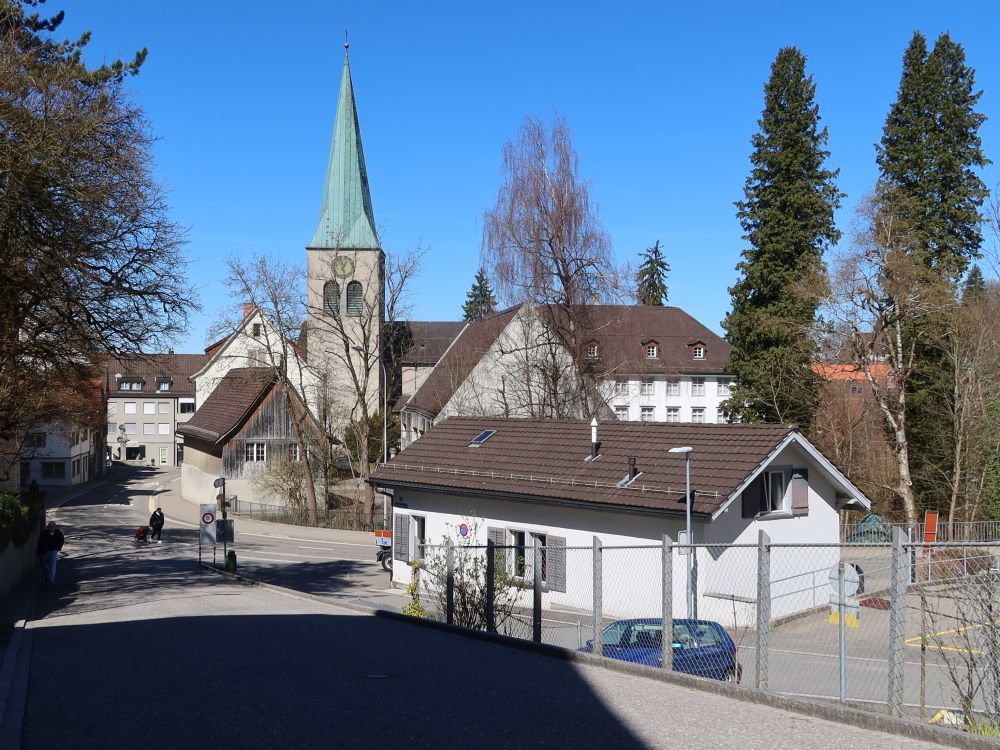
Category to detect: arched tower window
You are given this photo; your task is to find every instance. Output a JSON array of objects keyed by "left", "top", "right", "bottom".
[
  {"left": 323, "top": 281, "right": 340, "bottom": 316},
  {"left": 346, "top": 281, "right": 363, "bottom": 317}
]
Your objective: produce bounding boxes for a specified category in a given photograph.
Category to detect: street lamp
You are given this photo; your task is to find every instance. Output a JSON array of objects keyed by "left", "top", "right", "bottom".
[
  {"left": 352, "top": 345, "right": 388, "bottom": 529},
  {"left": 669, "top": 446, "right": 694, "bottom": 618}
]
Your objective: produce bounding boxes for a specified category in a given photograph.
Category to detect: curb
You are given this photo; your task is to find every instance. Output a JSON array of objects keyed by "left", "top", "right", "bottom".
[
  {"left": 0, "top": 575, "right": 38, "bottom": 749},
  {"left": 198, "top": 563, "right": 994, "bottom": 750}
]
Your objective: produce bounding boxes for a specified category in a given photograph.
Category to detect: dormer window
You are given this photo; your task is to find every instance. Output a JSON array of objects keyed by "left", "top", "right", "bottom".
[
  {"left": 692, "top": 345, "right": 705, "bottom": 360},
  {"left": 156, "top": 378, "right": 171, "bottom": 392},
  {"left": 644, "top": 341, "right": 658, "bottom": 359},
  {"left": 119, "top": 378, "right": 143, "bottom": 391},
  {"left": 586, "top": 343, "right": 599, "bottom": 360}
]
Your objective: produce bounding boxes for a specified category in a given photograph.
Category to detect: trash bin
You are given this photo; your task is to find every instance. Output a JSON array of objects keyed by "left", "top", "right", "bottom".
[{"left": 225, "top": 550, "right": 237, "bottom": 573}]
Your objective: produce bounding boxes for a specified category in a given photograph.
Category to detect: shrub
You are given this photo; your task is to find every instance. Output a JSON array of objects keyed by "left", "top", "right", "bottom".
[{"left": 0, "top": 490, "right": 44, "bottom": 552}]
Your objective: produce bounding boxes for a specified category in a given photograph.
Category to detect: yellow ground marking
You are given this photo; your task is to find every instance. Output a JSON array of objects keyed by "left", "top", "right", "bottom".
[{"left": 904, "top": 621, "right": 1000, "bottom": 654}]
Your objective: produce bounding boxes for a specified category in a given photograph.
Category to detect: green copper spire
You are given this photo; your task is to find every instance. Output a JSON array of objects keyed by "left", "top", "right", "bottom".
[{"left": 309, "top": 49, "right": 380, "bottom": 250}]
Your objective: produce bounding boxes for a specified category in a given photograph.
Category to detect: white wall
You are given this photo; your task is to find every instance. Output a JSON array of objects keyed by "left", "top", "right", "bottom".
[
  {"left": 22, "top": 422, "right": 94, "bottom": 487},
  {"left": 600, "top": 375, "right": 732, "bottom": 424}
]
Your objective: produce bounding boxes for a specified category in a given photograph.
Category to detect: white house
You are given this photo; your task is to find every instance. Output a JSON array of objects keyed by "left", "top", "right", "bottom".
[
  {"left": 399, "top": 304, "right": 734, "bottom": 450},
  {"left": 373, "top": 417, "right": 871, "bottom": 625}
]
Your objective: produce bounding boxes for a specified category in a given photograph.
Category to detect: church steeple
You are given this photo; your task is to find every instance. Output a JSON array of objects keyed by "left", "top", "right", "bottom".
[{"left": 308, "top": 48, "right": 380, "bottom": 250}]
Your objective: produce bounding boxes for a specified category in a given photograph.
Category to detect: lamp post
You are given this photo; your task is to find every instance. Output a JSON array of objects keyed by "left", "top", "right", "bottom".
[
  {"left": 669, "top": 446, "right": 694, "bottom": 618},
  {"left": 352, "top": 345, "right": 388, "bottom": 529}
]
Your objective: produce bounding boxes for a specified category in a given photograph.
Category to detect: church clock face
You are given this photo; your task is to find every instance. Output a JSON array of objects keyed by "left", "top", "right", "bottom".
[{"left": 333, "top": 256, "right": 355, "bottom": 278}]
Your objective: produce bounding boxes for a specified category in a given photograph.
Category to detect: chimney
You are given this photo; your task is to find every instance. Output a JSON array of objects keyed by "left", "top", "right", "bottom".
[
  {"left": 628, "top": 456, "right": 638, "bottom": 480},
  {"left": 242, "top": 302, "right": 256, "bottom": 319},
  {"left": 590, "top": 418, "right": 601, "bottom": 459}
]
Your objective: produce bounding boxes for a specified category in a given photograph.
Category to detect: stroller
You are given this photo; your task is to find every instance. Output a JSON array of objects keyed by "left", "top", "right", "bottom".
[{"left": 134, "top": 525, "right": 150, "bottom": 544}]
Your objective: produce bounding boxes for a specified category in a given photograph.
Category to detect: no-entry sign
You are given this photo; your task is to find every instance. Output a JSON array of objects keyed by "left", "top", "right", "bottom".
[{"left": 200, "top": 503, "right": 217, "bottom": 544}]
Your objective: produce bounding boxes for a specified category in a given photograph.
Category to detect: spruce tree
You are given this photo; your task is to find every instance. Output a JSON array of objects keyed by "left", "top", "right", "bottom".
[
  {"left": 962, "top": 265, "right": 986, "bottom": 303},
  {"left": 877, "top": 32, "right": 989, "bottom": 516},
  {"left": 636, "top": 240, "right": 669, "bottom": 305},
  {"left": 722, "top": 48, "right": 842, "bottom": 429},
  {"left": 462, "top": 267, "right": 497, "bottom": 322}
]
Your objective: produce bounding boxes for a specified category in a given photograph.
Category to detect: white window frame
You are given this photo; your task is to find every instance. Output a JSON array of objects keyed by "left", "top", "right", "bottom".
[
  {"left": 717, "top": 378, "right": 731, "bottom": 397},
  {"left": 614, "top": 379, "right": 628, "bottom": 397},
  {"left": 691, "top": 377, "right": 705, "bottom": 397},
  {"left": 614, "top": 405, "right": 629, "bottom": 421},
  {"left": 123, "top": 423, "right": 137, "bottom": 435},
  {"left": 640, "top": 378, "right": 654, "bottom": 397},
  {"left": 289, "top": 443, "right": 301, "bottom": 462},
  {"left": 666, "top": 407, "right": 680, "bottom": 423},
  {"left": 158, "top": 402, "right": 171, "bottom": 414},
  {"left": 143, "top": 402, "right": 156, "bottom": 415},
  {"left": 124, "top": 402, "right": 137, "bottom": 415},
  {"left": 764, "top": 470, "right": 788, "bottom": 513},
  {"left": 645, "top": 344, "right": 658, "bottom": 359},
  {"left": 412, "top": 515, "right": 427, "bottom": 559},
  {"left": 716, "top": 408, "right": 726, "bottom": 424},
  {"left": 158, "top": 423, "right": 170, "bottom": 435},
  {"left": 692, "top": 345, "right": 705, "bottom": 360},
  {"left": 143, "top": 423, "right": 155, "bottom": 435},
  {"left": 691, "top": 407, "right": 705, "bottom": 424},
  {"left": 245, "top": 442, "right": 266, "bottom": 462},
  {"left": 156, "top": 378, "right": 171, "bottom": 392},
  {"left": 586, "top": 344, "right": 599, "bottom": 359},
  {"left": 640, "top": 406, "right": 655, "bottom": 422},
  {"left": 666, "top": 378, "right": 680, "bottom": 396}
]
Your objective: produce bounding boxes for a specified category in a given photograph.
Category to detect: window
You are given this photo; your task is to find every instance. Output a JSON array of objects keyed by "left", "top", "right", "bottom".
[
  {"left": 158, "top": 402, "right": 171, "bottom": 414},
  {"left": 346, "top": 281, "right": 363, "bottom": 316},
  {"left": 24, "top": 432, "right": 46, "bottom": 448},
  {"left": 123, "top": 423, "right": 137, "bottom": 434},
  {"left": 533, "top": 532, "right": 548, "bottom": 582},
  {"left": 640, "top": 406, "right": 655, "bottom": 422},
  {"left": 158, "top": 423, "right": 170, "bottom": 435},
  {"left": 72, "top": 459, "right": 80, "bottom": 477},
  {"left": 850, "top": 383, "right": 864, "bottom": 396},
  {"left": 509, "top": 530, "right": 547, "bottom": 582},
  {"left": 413, "top": 516, "right": 426, "bottom": 559},
  {"left": 252, "top": 323, "right": 262, "bottom": 337},
  {"left": 469, "top": 429, "right": 496, "bottom": 447},
  {"left": 179, "top": 399, "right": 195, "bottom": 414},
  {"left": 614, "top": 379, "right": 628, "bottom": 396},
  {"left": 41, "top": 462, "right": 65, "bottom": 479},
  {"left": 717, "top": 408, "right": 726, "bottom": 424},
  {"left": 691, "top": 377, "right": 705, "bottom": 397},
  {"left": 640, "top": 378, "right": 654, "bottom": 397},
  {"left": 143, "top": 423, "right": 155, "bottom": 435},
  {"left": 511, "top": 530, "right": 527, "bottom": 578},
  {"left": 692, "top": 407, "right": 705, "bottom": 423},
  {"left": 717, "top": 378, "right": 731, "bottom": 397},
  {"left": 666, "top": 407, "right": 680, "bottom": 423},
  {"left": 586, "top": 343, "right": 599, "bottom": 359},
  {"left": 289, "top": 443, "right": 302, "bottom": 462},
  {"left": 615, "top": 405, "right": 629, "bottom": 421},
  {"left": 143, "top": 402, "right": 156, "bottom": 414},
  {"left": 692, "top": 345, "right": 705, "bottom": 360},
  {"left": 120, "top": 379, "right": 143, "bottom": 391},
  {"left": 765, "top": 470, "right": 787, "bottom": 512},
  {"left": 156, "top": 378, "right": 171, "bottom": 392},
  {"left": 245, "top": 442, "right": 266, "bottom": 462},
  {"left": 645, "top": 343, "right": 658, "bottom": 359},
  {"left": 124, "top": 402, "right": 137, "bottom": 414},
  {"left": 108, "top": 422, "right": 117, "bottom": 435},
  {"left": 323, "top": 281, "right": 340, "bottom": 316},
  {"left": 666, "top": 378, "right": 680, "bottom": 396}
]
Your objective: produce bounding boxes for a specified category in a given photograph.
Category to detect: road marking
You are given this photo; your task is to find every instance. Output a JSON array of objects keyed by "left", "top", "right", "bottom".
[
  {"left": 239, "top": 532, "right": 372, "bottom": 548},
  {"left": 903, "top": 622, "right": 998, "bottom": 654},
  {"left": 232, "top": 555, "right": 301, "bottom": 564}
]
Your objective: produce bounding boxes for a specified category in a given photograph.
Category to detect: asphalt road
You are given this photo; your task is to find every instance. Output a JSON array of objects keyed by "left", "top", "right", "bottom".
[{"left": 6, "top": 481, "right": 954, "bottom": 750}]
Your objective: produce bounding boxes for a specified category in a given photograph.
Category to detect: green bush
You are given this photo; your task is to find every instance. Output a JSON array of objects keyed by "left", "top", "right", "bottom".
[{"left": 0, "top": 490, "right": 44, "bottom": 552}]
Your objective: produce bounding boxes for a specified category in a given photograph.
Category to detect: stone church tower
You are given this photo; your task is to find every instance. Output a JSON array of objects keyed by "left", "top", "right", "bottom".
[{"left": 306, "top": 45, "right": 384, "bottom": 429}]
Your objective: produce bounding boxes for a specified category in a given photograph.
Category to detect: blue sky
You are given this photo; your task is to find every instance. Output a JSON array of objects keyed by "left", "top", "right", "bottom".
[{"left": 57, "top": 1, "right": 1000, "bottom": 353}]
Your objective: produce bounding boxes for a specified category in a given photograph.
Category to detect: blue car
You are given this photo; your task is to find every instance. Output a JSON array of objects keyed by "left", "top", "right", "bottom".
[{"left": 580, "top": 618, "right": 742, "bottom": 683}]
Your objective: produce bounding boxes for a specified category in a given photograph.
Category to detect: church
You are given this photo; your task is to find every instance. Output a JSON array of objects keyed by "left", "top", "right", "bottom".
[{"left": 177, "top": 46, "right": 453, "bottom": 512}]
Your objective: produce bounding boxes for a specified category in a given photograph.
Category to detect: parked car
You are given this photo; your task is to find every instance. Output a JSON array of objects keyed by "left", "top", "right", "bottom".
[{"left": 580, "top": 618, "right": 742, "bottom": 683}]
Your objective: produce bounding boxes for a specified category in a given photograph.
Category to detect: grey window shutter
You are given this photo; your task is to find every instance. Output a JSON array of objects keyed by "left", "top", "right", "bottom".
[
  {"left": 742, "top": 475, "right": 764, "bottom": 518},
  {"left": 487, "top": 526, "right": 506, "bottom": 574},
  {"left": 548, "top": 536, "right": 567, "bottom": 592},
  {"left": 791, "top": 468, "right": 809, "bottom": 516},
  {"left": 394, "top": 513, "right": 410, "bottom": 562}
]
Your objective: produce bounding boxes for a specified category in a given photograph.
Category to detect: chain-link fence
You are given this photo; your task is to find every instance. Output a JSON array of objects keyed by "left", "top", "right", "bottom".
[{"left": 401, "top": 533, "right": 1000, "bottom": 733}]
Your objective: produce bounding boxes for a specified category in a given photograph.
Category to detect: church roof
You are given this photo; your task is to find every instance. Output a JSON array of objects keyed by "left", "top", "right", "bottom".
[{"left": 308, "top": 50, "right": 380, "bottom": 251}]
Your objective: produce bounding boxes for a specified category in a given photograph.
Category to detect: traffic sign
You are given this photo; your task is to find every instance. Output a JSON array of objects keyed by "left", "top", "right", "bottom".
[{"left": 199, "top": 503, "right": 216, "bottom": 544}]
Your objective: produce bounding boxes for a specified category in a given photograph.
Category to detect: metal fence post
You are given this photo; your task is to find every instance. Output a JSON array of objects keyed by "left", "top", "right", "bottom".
[
  {"left": 755, "top": 529, "right": 770, "bottom": 691},
  {"left": 446, "top": 539, "right": 455, "bottom": 626},
  {"left": 888, "top": 525, "right": 906, "bottom": 716},
  {"left": 662, "top": 533, "right": 673, "bottom": 671},
  {"left": 486, "top": 539, "right": 496, "bottom": 634},
  {"left": 532, "top": 542, "right": 543, "bottom": 643},
  {"left": 593, "top": 536, "right": 603, "bottom": 656},
  {"left": 838, "top": 561, "right": 847, "bottom": 702}
]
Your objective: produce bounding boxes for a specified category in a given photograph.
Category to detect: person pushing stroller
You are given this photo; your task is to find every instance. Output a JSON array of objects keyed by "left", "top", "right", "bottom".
[{"left": 149, "top": 507, "right": 165, "bottom": 543}]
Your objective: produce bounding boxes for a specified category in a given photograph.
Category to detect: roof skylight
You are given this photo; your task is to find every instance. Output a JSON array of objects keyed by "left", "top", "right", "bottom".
[{"left": 469, "top": 429, "right": 497, "bottom": 447}]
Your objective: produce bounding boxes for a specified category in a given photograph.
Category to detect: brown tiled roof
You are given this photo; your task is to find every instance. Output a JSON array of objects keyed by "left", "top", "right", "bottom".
[
  {"left": 404, "top": 307, "right": 519, "bottom": 417},
  {"left": 373, "top": 417, "right": 794, "bottom": 516},
  {"left": 105, "top": 354, "right": 208, "bottom": 397},
  {"left": 400, "top": 321, "right": 465, "bottom": 365},
  {"left": 176, "top": 368, "right": 275, "bottom": 443},
  {"left": 577, "top": 306, "right": 730, "bottom": 376}
]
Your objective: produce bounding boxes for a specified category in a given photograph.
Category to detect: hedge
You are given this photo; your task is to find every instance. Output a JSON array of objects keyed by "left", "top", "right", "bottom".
[{"left": 0, "top": 490, "right": 44, "bottom": 552}]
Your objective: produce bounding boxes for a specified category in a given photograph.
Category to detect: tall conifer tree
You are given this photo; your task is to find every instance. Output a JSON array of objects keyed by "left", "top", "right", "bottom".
[
  {"left": 636, "top": 240, "right": 669, "bottom": 306},
  {"left": 723, "top": 48, "right": 842, "bottom": 429},
  {"left": 462, "top": 267, "right": 497, "bottom": 322},
  {"left": 877, "top": 32, "right": 989, "bottom": 514}
]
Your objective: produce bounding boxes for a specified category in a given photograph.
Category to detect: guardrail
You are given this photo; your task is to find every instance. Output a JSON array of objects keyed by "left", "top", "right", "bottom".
[{"left": 229, "top": 499, "right": 386, "bottom": 531}]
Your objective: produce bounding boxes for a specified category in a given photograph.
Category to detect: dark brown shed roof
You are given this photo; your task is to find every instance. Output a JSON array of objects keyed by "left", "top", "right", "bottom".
[
  {"left": 404, "top": 307, "right": 519, "bottom": 417},
  {"left": 105, "top": 354, "right": 208, "bottom": 397},
  {"left": 400, "top": 321, "right": 466, "bottom": 366},
  {"left": 373, "top": 417, "right": 796, "bottom": 517},
  {"left": 176, "top": 368, "right": 274, "bottom": 444}
]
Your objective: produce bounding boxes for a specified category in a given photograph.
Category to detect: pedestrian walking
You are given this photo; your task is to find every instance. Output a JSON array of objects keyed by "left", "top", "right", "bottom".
[
  {"left": 36, "top": 521, "right": 65, "bottom": 584},
  {"left": 149, "top": 507, "right": 165, "bottom": 543}
]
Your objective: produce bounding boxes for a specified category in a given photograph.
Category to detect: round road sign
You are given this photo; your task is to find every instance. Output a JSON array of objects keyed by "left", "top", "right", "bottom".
[
  {"left": 201, "top": 511, "right": 216, "bottom": 526},
  {"left": 829, "top": 563, "right": 861, "bottom": 597}
]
